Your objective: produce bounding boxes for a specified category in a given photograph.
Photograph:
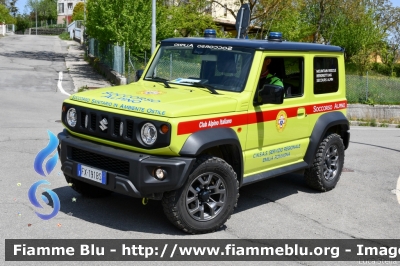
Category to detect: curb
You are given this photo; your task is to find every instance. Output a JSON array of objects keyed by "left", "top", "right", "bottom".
[
  {"left": 350, "top": 121, "right": 400, "bottom": 128},
  {"left": 87, "top": 54, "right": 127, "bottom": 86}
]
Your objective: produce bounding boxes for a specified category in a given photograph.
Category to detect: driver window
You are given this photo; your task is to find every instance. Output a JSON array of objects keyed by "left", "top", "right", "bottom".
[{"left": 257, "top": 56, "right": 304, "bottom": 99}]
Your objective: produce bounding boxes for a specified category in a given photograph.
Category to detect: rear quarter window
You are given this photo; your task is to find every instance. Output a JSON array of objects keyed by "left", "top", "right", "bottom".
[{"left": 313, "top": 57, "right": 339, "bottom": 94}]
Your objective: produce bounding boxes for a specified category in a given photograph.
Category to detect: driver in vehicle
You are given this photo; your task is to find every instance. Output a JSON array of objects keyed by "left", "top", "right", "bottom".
[{"left": 259, "top": 57, "right": 283, "bottom": 87}]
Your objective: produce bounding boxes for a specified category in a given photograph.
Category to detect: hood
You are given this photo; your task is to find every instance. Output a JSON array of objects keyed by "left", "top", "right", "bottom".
[{"left": 68, "top": 81, "right": 238, "bottom": 118}]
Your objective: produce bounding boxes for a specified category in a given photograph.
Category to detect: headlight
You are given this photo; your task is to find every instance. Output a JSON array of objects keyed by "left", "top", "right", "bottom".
[
  {"left": 66, "top": 108, "right": 77, "bottom": 127},
  {"left": 141, "top": 123, "right": 157, "bottom": 145}
]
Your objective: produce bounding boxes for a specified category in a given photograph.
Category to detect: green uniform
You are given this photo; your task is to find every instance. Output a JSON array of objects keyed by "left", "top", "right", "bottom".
[{"left": 264, "top": 73, "right": 283, "bottom": 87}]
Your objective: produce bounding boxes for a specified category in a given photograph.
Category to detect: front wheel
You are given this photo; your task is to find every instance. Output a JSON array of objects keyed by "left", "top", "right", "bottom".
[
  {"left": 304, "top": 133, "right": 345, "bottom": 191},
  {"left": 162, "top": 156, "right": 239, "bottom": 234}
]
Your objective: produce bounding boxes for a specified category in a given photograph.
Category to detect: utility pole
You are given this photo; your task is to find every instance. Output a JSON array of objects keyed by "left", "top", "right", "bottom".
[
  {"left": 35, "top": 0, "right": 37, "bottom": 35},
  {"left": 151, "top": 0, "right": 156, "bottom": 55},
  {"left": 84, "top": 0, "right": 86, "bottom": 23}
]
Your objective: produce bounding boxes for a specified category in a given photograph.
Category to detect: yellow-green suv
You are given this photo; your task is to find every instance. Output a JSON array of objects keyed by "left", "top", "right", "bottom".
[{"left": 58, "top": 32, "right": 350, "bottom": 234}]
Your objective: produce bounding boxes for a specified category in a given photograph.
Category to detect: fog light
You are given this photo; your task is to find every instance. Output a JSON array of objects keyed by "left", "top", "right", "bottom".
[{"left": 154, "top": 168, "right": 167, "bottom": 180}]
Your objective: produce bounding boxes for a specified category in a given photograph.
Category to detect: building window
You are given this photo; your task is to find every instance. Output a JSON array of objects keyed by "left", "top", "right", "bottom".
[
  {"left": 58, "top": 3, "right": 64, "bottom": 14},
  {"left": 67, "top": 3, "right": 73, "bottom": 11},
  {"left": 224, "top": 4, "right": 227, "bottom": 17}
]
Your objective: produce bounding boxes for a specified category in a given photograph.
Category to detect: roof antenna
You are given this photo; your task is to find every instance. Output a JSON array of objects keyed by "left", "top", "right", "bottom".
[{"left": 235, "top": 3, "right": 250, "bottom": 39}]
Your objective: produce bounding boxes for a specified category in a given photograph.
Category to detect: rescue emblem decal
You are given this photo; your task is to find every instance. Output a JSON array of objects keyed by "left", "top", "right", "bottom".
[{"left": 276, "top": 110, "right": 287, "bottom": 132}]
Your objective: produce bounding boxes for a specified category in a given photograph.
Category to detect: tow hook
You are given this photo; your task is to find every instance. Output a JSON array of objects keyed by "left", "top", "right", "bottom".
[{"left": 142, "top": 198, "right": 149, "bottom": 205}]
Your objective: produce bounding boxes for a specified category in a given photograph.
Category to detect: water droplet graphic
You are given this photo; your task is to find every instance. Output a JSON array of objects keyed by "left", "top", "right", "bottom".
[{"left": 34, "top": 130, "right": 59, "bottom": 176}]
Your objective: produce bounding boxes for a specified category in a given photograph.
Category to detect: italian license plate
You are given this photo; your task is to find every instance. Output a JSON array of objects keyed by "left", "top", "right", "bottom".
[{"left": 77, "top": 164, "right": 107, "bottom": 184}]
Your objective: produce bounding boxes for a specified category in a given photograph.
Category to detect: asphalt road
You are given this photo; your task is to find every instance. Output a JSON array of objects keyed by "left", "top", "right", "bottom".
[{"left": 1, "top": 35, "right": 400, "bottom": 266}]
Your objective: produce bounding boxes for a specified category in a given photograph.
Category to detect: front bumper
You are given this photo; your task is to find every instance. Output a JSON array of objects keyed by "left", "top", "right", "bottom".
[{"left": 58, "top": 130, "right": 195, "bottom": 199}]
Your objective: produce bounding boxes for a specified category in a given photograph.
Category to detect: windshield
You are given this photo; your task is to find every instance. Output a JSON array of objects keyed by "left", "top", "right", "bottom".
[{"left": 144, "top": 43, "right": 255, "bottom": 92}]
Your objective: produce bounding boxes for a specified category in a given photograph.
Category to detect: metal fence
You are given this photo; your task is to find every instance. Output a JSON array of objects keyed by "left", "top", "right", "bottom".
[
  {"left": 88, "top": 38, "right": 125, "bottom": 75},
  {"left": 346, "top": 73, "right": 400, "bottom": 105},
  {"left": 126, "top": 50, "right": 149, "bottom": 84},
  {"left": 29, "top": 20, "right": 65, "bottom": 28}
]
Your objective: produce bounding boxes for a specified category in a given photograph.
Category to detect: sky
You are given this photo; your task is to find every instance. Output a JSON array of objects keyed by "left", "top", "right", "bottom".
[{"left": 12, "top": 0, "right": 400, "bottom": 15}]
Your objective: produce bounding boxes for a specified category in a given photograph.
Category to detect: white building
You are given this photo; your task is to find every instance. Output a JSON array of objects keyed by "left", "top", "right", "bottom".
[{"left": 57, "top": 0, "right": 84, "bottom": 24}]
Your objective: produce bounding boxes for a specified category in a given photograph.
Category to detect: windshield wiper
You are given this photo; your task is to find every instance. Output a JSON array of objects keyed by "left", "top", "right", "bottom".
[
  {"left": 146, "top": 77, "right": 171, "bottom": 88},
  {"left": 191, "top": 83, "right": 219, "bottom": 95}
]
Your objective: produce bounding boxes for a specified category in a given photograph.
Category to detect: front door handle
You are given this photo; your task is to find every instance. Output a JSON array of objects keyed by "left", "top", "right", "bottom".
[{"left": 297, "top": 107, "right": 306, "bottom": 118}]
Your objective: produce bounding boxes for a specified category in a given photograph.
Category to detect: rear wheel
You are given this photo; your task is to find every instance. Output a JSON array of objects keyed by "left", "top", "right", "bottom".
[
  {"left": 64, "top": 175, "right": 113, "bottom": 198},
  {"left": 304, "top": 133, "right": 345, "bottom": 191},
  {"left": 162, "top": 156, "right": 239, "bottom": 234}
]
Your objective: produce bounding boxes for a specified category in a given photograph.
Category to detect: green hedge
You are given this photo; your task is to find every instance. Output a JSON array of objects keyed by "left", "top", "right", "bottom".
[{"left": 371, "top": 63, "right": 400, "bottom": 77}]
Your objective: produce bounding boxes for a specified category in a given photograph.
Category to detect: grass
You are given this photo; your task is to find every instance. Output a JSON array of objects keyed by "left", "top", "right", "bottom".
[
  {"left": 78, "top": 85, "right": 89, "bottom": 92},
  {"left": 59, "top": 32, "right": 70, "bottom": 40},
  {"left": 351, "top": 118, "right": 399, "bottom": 127}
]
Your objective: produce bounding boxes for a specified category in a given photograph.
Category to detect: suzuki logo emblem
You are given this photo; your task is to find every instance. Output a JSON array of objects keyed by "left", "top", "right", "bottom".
[{"left": 99, "top": 118, "right": 108, "bottom": 131}]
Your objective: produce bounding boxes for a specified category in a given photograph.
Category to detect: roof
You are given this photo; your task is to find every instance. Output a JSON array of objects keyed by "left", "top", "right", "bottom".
[{"left": 161, "top": 37, "right": 344, "bottom": 52}]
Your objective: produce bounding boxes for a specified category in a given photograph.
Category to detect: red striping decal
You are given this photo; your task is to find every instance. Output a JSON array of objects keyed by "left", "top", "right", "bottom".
[
  {"left": 305, "top": 100, "right": 347, "bottom": 114},
  {"left": 177, "top": 114, "right": 247, "bottom": 135},
  {"left": 177, "top": 100, "right": 347, "bottom": 135}
]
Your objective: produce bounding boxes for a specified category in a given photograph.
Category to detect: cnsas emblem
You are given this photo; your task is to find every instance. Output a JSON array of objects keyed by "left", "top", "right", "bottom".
[
  {"left": 138, "top": 90, "right": 165, "bottom": 95},
  {"left": 276, "top": 110, "right": 287, "bottom": 132}
]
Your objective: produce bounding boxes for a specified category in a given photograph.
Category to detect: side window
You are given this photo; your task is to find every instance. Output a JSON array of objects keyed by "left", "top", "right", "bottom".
[
  {"left": 314, "top": 57, "right": 339, "bottom": 94},
  {"left": 282, "top": 57, "right": 304, "bottom": 98},
  {"left": 257, "top": 56, "right": 304, "bottom": 98}
]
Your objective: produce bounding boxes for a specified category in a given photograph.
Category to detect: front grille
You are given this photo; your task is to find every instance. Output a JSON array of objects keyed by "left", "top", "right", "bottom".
[
  {"left": 90, "top": 113, "right": 96, "bottom": 130},
  {"left": 71, "top": 147, "right": 130, "bottom": 176},
  {"left": 113, "top": 118, "right": 121, "bottom": 136},
  {"left": 80, "top": 112, "right": 86, "bottom": 128},
  {"left": 126, "top": 120, "right": 134, "bottom": 139},
  {"left": 62, "top": 105, "right": 171, "bottom": 149}
]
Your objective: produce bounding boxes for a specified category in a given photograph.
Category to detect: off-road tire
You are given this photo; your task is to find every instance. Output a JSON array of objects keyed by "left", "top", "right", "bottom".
[
  {"left": 162, "top": 156, "right": 239, "bottom": 234},
  {"left": 304, "top": 133, "right": 345, "bottom": 191},
  {"left": 64, "top": 175, "right": 113, "bottom": 198}
]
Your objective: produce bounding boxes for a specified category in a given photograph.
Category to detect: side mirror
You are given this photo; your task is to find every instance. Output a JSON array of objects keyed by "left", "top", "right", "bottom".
[
  {"left": 136, "top": 70, "right": 144, "bottom": 81},
  {"left": 256, "top": 84, "right": 285, "bottom": 105}
]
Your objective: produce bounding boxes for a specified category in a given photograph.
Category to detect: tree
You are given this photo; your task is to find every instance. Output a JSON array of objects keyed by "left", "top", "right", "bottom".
[
  {"left": 27, "top": 0, "right": 56, "bottom": 21},
  {"left": 72, "top": 2, "right": 84, "bottom": 22},
  {"left": 211, "top": 0, "right": 283, "bottom": 38},
  {"left": 7, "top": 0, "right": 17, "bottom": 17},
  {"left": 15, "top": 14, "right": 30, "bottom": 32},
  {"left": 376, "top": 2, "right": 400, "bottom": 76},
  {"left": 0, "top": 3, "right": 15, "bottom": 23},
  {"left": 86, "top": 0, "right": 158, "bottom": 54},
  {"left": 164, "top": 0, "right": 217, "bottom": 37},
  {"left": 333, "top": 6, "right": 384, "bottom": 75},
  {"left": 259, "top": 0, "right": 312, "bottom": 41}
]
